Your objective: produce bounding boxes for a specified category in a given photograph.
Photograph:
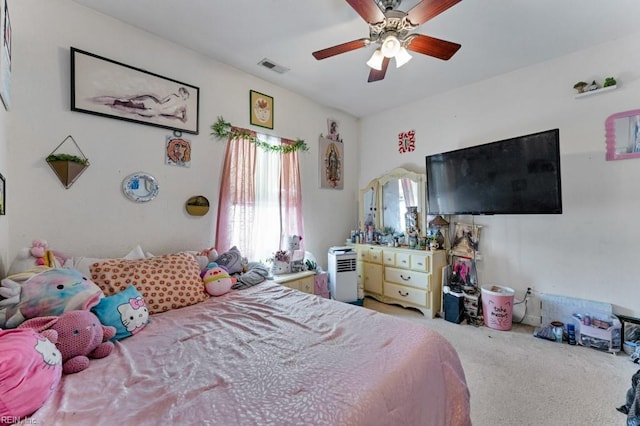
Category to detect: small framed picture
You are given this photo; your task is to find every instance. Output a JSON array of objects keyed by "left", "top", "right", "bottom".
[
  {"left": 165, "top": 136, "right": 191, "bottom": 168},
  {"left": 451, "top": 255, "right": 476, "bottom": 286},
  {"left": 0, "top": 172, "right": 5, "bottom": 215},
  {"left": 250, "top": 90, "right": 273, "bottom": 129},
  {"left": 451, "top": 222, "right": 481, "bottom": 257}
]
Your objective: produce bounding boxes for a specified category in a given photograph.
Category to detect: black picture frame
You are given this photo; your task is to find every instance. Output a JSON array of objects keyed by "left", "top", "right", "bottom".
[
  {"left": 0, "top": 172, "right": 5, "bottom": 215},
  {"left": 70, "top": 47, "right": 200, "bottom": 134},
  {"left": 249, "top": 90, "right": 274, "bottom": 130}
]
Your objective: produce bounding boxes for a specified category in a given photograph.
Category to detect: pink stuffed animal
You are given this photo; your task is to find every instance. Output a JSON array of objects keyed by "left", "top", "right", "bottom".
[
  {"left": 19, "top": 310, "right": 116, "bottom": 374},
  {"left": 202, "top": 263, "right": 234, "bottom": 296}
]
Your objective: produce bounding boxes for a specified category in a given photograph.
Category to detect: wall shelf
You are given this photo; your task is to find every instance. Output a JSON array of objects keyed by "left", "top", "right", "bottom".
[{"left": 575, "top": 84, "right": 617, "bottom": 99}]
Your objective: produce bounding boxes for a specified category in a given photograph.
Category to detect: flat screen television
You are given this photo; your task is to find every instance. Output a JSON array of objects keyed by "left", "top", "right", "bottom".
[{"left": 426, "top": 129, "right": 562, "bottom": 215}]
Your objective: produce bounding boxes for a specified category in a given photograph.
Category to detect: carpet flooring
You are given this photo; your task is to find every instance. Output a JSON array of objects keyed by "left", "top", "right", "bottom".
[{"left": 364, "top": 297, "right": 637, "bottom": 426}]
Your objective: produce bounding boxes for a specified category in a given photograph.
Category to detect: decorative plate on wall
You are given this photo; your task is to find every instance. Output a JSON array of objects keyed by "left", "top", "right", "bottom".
[{"left": 122, "top": 172, "right": 159, "bottom": 203}]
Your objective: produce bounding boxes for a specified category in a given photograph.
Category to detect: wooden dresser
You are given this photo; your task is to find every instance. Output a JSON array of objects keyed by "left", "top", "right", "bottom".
[{"left": 351, "top": 244, "right": 446, "bottom": 318}]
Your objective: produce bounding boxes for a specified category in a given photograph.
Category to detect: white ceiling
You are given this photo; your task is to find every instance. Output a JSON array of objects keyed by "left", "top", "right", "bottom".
[{"left": 70, "top": 0, "right": 640, "bottom": 118}]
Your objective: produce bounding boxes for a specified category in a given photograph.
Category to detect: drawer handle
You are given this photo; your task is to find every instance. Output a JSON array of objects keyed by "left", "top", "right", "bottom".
[
  {"left": 398, "top": 290, "right": 409, "bottom": 297},
  {"left": 400, "top": 274, "right": 411, "bottom": 281},
  {"left": 401, "top": 260, "right": 408, "bottom": 264},
  {"left": 416, "top": 262, "right": 424, "bottom": 266}
]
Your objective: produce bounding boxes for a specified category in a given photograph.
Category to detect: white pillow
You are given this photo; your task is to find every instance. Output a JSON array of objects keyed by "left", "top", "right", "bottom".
[
  {"left": 63, "top": 257, "right": 106, "bottom": 277},
  {"left": 64, "top": 245, "right": 146, "bottom": 277},
  {"left": 123, "top": 245, "right": 146, "bottom": 260}
]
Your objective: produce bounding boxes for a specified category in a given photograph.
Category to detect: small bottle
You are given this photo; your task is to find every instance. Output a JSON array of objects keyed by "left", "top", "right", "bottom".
[{"left": 567, "top": 323, "right": 576, "bottom": 345}]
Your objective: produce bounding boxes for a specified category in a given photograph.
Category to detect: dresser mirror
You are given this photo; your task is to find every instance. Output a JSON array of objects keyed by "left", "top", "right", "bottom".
[
  {"left": 359, "top": 179, "right": 379, "bottom": 230},
  {"left": 359, "top": 167, "right": 426, "bottom": 236}
]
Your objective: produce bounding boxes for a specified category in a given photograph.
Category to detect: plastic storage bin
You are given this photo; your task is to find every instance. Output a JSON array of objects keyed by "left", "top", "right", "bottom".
[
  {"left": 573, "top": 312, "right": 621, "bottom": 353},
  {"left": 481, "top": 285, "right": 515, "bottom": 331}
]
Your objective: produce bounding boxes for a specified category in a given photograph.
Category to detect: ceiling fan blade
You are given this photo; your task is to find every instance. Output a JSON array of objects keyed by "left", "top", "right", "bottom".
[
  {"left": 368, "top": 57, "right": 390, "bottom": 82},
  {"left": 313, "top": 38, "right": 369, "bottom": 60},
  {"left": 346, "top": 0, "right": 385, "bottom": 24},
  {"left": 406, "top": 34, "right": 461, "bottom": 60},
  {"left": 406, "top": 0, "right": 462, "bottom": 26}
]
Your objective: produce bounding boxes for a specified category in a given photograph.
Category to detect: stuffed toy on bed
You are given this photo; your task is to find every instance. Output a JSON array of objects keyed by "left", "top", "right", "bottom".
[
  {"left": 7, "top": 239, "right": 67, "bottom": 276},
  {"left": 0, "top": 328, "right": 62, "bottom": 420},
  {"left": 0, "top": 268, "right": 103, "bottom": 329},
  {"left": 202, "top": 263, "right": 235, "bottom": 296},
  {"left": 19, "top": 310, "right": 116, "bottom": 374}
]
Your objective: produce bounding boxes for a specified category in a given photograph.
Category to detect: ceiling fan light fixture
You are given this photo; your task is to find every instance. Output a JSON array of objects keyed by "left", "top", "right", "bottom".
[
  {"left": 395, "top": 47, "right": 412, "bottom": 68},
  {"left": 380, "top": 34, "right": 400, "bottom": 58},
  {"left": 366, "top": 49, "right": 385, "bottom": 70}
]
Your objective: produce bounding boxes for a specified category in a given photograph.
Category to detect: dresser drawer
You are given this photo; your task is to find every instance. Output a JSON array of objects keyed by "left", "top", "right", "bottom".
[
  {"left": 384, "top": 282, "right": 428, "bottom": 307},
  {"left": 357, "top": 246, "right": 383, "bottom": 263},
  {"left": 385, "top": 267, "right": 430, "bottom": 290},
  {"left": 394, "top": 252, "right": 411, "bottom": 268},
  {"left": 382, "top": 251, "right": 395, "bottom": 266},
  {"left": 368, "top": 247, "right": 383, "bottom": 263},
  {"left": 298, "top": 276, "right": 315, "bottom": 294},
  {"left": 409, "top": 253, "right": 430, "bottom": 273}
]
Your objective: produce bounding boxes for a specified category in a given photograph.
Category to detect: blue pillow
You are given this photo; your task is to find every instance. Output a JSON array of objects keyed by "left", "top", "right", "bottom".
[{"left": 91, "top": 285, "right": 149, "bottom": 341}]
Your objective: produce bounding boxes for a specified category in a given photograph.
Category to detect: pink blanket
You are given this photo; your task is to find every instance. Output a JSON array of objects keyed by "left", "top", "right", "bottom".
[{"left": 30, "top": 281, "right": 470, "bottom": 425}]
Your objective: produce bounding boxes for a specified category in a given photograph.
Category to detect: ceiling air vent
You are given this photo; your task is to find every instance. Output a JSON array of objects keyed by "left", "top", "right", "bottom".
[{"left": 258, "top": 58, "right": 290, "bottom": 74}]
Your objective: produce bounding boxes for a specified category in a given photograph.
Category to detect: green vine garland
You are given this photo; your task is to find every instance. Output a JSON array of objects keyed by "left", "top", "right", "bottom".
[{"left": 210, "top": 116, "right": 308, "bottom": 153}]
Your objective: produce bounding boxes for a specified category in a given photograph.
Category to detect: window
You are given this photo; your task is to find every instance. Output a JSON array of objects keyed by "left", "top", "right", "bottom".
[{"left": 215, "top": 129, "right": 304, "bottom": 262}]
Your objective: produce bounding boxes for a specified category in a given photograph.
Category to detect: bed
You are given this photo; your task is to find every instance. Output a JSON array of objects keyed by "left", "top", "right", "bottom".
[{"left": 27, "top": 278, "right": 470, "bottom": 425}]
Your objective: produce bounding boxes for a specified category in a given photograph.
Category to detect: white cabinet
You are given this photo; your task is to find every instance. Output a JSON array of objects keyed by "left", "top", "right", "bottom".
[
  {"left": 356, "top": 245, "right": 383, "bottom": 296},
  {"left": 273, "top": 271, "right": 316, "bottom": 294},
  {"left": 352, "top": 244, "right": 446, "bottom": 318}
]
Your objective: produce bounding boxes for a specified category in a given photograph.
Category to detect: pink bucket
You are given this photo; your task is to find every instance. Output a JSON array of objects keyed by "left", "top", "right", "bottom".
[{"left": 481, "top": 285, "right": 515, "bottom": 331}]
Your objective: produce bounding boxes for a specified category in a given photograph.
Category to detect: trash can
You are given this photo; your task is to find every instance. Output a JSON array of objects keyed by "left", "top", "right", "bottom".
[{"left": 481, "top": 285, "right": 515, "bottom": 331}]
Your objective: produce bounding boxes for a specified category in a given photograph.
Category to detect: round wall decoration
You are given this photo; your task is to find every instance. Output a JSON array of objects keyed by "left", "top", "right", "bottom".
[
  {"left": 122, "top": 172, "right": 159, "bottom": 203},
  {"left": 185, "top": 195, "right": 210, "bottom": 216}
]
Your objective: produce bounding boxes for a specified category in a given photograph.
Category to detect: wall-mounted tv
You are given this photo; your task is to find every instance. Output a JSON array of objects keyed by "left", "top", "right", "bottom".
[{"left": 426, "top": 129, "right": 562, "bottom": 215}]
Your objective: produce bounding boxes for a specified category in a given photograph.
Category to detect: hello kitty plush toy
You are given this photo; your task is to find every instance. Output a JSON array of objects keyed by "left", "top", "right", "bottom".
[
  {"left": 19, "top": 310, "right": 116, "bottom": 374},
  {"left": 202, "top": 263, "right": 235, "bottom": 296}
]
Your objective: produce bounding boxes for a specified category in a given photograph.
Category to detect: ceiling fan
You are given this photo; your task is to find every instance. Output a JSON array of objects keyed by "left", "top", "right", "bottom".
[{"left": 312, "top": 0, "right": 462, "bottom": 82}]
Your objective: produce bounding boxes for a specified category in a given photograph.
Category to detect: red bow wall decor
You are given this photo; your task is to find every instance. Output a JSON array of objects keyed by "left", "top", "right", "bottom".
[{"left": 398, "top": 130, "right": 415, "bottom": 154}]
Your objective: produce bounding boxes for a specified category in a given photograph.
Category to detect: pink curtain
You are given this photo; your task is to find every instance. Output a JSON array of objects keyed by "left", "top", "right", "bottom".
[
  {"left": 215, "top": 131, "right": 304, "bottom": 260},
  {"left": 280, "top": 138, "right": 304, "bottom": 251},
  {"left": 215, "top": 128, "right": 257, "bottom": 255}
]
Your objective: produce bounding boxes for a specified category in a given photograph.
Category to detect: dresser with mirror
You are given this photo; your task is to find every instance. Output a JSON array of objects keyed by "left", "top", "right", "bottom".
[{"left": 353, "top": 167, "right": 446, "bottom": 318}]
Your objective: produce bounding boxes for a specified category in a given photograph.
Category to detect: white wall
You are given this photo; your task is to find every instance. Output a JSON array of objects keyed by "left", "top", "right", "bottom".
[
  {"left": 7, "top": 0, "right": 360, "bottom": 269},
  {"left": 361, "top": 32, "right": 640, "bottom": 322}
]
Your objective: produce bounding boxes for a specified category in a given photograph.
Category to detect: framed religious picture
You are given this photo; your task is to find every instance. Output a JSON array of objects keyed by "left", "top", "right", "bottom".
[
  {"left": 451, "top": 222, "right": 481, "bottom": 257},
  {"left": 319, "top": 136, "right": 343, "bottom": 190},
  {"left": 249, "top": 90, "right": 273, "bottom": 129},
  {"left": 326, "top": 118, "right": 341, "bottom": 142}
]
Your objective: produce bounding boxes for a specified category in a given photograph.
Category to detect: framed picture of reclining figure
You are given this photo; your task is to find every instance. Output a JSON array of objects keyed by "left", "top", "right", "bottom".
[{"left": 70, "top": 47, "right": 200, "bottom": 134}]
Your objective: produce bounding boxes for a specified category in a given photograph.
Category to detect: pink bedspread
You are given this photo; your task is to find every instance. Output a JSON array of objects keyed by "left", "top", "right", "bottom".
[{"left": 30, "top": 281, "right": 470, "bottom": 425}]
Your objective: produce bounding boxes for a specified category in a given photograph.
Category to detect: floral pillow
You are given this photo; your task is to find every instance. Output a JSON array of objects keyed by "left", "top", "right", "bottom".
[
  {"left": 90, "top": 252, "right": 208, "bottom": 315},
  {"left": 91, "top": 285, "right": 149, "bottom": 341}
]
